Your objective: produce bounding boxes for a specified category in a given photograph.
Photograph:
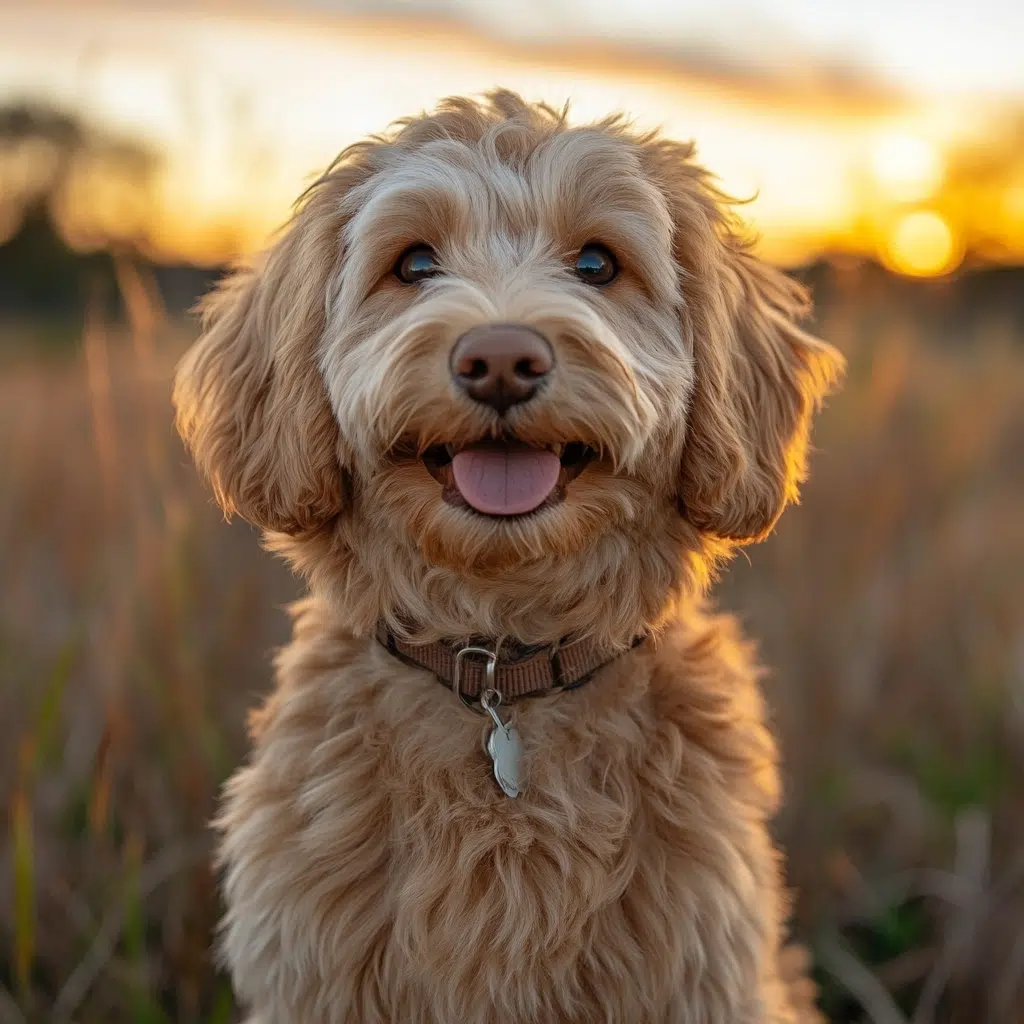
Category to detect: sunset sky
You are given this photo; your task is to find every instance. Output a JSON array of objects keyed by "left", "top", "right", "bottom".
[{"left": 1, "top": 0, "right": 1023, "bottom": 273}]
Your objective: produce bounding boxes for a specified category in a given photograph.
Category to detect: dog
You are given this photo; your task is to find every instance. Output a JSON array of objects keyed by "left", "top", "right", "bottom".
[{"left": 173, "top": 90, "right": 843, "bottom": 1023}]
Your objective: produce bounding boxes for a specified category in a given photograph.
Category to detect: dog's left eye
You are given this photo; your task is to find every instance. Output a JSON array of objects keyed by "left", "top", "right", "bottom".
[
  {"left": 574, "top": 244, "right": 618, "bottom": 286},
  {"left": 395, "top": 245, "right": 440, "bottom": 284}
]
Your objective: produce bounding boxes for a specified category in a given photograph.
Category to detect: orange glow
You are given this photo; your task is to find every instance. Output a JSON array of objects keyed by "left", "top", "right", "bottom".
[
  {"left": 1004, "top": 182, "right": 1024, "bottom": 222},
  {"left": 0, "top": 7, "right": 1022, "bottom": 270},
  {"left": 882, "top": 211, "right": 962, "bottom": 277}
]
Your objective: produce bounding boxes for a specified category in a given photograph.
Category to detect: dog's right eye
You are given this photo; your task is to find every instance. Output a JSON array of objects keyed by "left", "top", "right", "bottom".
[{"left": 395, "top": 245, "right": 440, "bottom": 284}]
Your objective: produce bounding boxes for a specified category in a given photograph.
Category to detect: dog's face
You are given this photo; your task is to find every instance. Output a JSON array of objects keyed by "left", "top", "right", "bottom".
[
  {"left": 325, "top": 117, "right": 691, "bottom": 575},
  {"left": 174, "top": 92, "right": 843, "bottom": 646}
]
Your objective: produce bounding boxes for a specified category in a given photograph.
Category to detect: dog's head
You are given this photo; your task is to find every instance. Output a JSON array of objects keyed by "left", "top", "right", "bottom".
[{"left": 173, "top": 91, "right": 843, "bottom": 646}]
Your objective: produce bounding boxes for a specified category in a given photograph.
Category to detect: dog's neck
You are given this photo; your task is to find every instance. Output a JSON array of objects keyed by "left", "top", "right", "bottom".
[{"left": 375, "top": 622, "right": 646, "bottom": 707}]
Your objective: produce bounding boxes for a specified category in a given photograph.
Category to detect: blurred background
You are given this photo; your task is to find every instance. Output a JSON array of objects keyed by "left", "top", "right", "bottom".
[{"left": 1, "top": 1, "right": 1022, "bottom": 1021}]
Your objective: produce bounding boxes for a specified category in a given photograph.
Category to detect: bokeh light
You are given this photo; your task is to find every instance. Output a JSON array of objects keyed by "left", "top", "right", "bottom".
[{"left": 882, "top": 209, "right": 962, "bottom": 276}]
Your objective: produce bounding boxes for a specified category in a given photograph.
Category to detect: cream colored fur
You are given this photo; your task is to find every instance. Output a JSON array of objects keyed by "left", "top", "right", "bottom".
[{"left": 173, "top": 90, "right": 844, "bottom": 1023}]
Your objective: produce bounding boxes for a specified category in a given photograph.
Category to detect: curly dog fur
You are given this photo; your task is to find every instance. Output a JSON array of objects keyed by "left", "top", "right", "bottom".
[{"left": 174, "top": 90, "right": 843, "bottom": 1022}]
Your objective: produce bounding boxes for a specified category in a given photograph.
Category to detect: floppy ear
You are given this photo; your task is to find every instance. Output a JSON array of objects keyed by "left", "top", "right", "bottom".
[
  {"left": 645, "top": 139, "right": 844, "bottom": 542},
  {"left": 172, "top": 181, "right": 349, "bottom": 535},
  {"left": 679, "top": 244, "right": 844, "bottom": 542}
]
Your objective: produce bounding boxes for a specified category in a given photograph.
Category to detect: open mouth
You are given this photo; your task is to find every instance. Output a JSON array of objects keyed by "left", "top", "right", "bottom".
[{"left": 421, "top": 441, "right": 595, "bottom": 516}]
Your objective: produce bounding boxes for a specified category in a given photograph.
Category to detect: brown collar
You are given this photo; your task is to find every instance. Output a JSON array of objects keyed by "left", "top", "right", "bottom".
[{"left": 375, "top": 623, "right": 645, "bottom": 706}]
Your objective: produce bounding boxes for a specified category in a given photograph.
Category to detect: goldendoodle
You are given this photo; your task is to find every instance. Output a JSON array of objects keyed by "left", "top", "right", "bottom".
[{"left": 174, "top": 89, "right": 843, "bottom": 1023}]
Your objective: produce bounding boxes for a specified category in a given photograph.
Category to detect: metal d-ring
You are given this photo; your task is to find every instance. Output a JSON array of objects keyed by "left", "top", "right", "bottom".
[{"left": 453, "top": 641, "right": 501, "bottom": 714}]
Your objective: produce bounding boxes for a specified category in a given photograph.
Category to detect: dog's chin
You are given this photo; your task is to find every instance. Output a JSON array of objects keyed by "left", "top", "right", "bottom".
[{"left": 418, "top": 440, "right": 596, "bottom": 520}]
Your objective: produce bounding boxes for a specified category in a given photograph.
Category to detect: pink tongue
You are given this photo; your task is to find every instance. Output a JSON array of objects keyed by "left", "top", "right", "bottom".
[{"left": 451, "top": 447, "right": 561, "bottom": 515}]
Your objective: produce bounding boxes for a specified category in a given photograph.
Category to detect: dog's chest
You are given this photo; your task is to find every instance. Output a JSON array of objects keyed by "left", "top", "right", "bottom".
[{"left": 219, "top": 641, "right": 778, "bottom": 1022}]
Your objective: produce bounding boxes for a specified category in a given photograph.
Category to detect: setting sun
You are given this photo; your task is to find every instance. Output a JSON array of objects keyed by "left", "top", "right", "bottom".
[{"left": 882, "top": 209, "right": 962, "bottom": 276}]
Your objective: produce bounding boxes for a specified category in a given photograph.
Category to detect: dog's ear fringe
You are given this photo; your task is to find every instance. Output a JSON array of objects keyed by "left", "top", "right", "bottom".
[
  {"left": 681, "top": 244, "right": 845, "bottom": 544},
  {"left": 642, "top": 137, "right": 845, "bottom": 543},
  {"left": 172, "top": 178, "right": 354, "bottom": 536}
]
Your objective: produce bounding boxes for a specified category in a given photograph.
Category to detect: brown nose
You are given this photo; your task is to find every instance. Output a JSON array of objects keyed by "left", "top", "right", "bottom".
[{"left": 450, "top": 324, "right": 554, "bottom": 414}]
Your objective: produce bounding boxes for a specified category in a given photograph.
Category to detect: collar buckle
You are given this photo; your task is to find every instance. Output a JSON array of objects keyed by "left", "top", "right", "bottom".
[{"left": 452, "top": 641, "right": 501, "bottom": 714}]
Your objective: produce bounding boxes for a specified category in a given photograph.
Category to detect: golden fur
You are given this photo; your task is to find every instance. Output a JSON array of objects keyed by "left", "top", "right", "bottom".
[{"left": 173, "top": 91, "right": 844, "bottom": 1022}]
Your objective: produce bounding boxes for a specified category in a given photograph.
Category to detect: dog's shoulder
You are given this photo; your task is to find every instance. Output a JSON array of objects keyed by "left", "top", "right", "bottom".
[{"left": 644, "top": 606, "right": 781, "bottom": 816}]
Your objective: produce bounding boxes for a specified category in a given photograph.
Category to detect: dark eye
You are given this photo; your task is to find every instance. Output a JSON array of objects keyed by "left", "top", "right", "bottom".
[
  {"left": 395, "top": 245, "right": 440, "bottom": 283},
  {"left": 574, "top": 243, "right": 617, "bottom": 286}
]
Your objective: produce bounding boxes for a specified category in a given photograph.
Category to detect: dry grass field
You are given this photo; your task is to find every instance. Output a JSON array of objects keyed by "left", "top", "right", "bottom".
[{"left": 1, "top": 265, "right": 1022, "bottom": 1022}]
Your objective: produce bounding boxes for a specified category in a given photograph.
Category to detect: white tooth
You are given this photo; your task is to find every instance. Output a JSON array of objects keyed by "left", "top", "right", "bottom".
[
  {"left": 445, "top": 444, "right": 456, "bottom": 457},
  {"left": 550, "top": 443, "right": 564, "bottom": 457}
]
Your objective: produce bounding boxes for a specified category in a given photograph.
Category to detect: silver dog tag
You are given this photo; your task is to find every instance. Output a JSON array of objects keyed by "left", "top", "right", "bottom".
[{"left": 481, "top": 690, "right": 522, "bottom": 798}]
